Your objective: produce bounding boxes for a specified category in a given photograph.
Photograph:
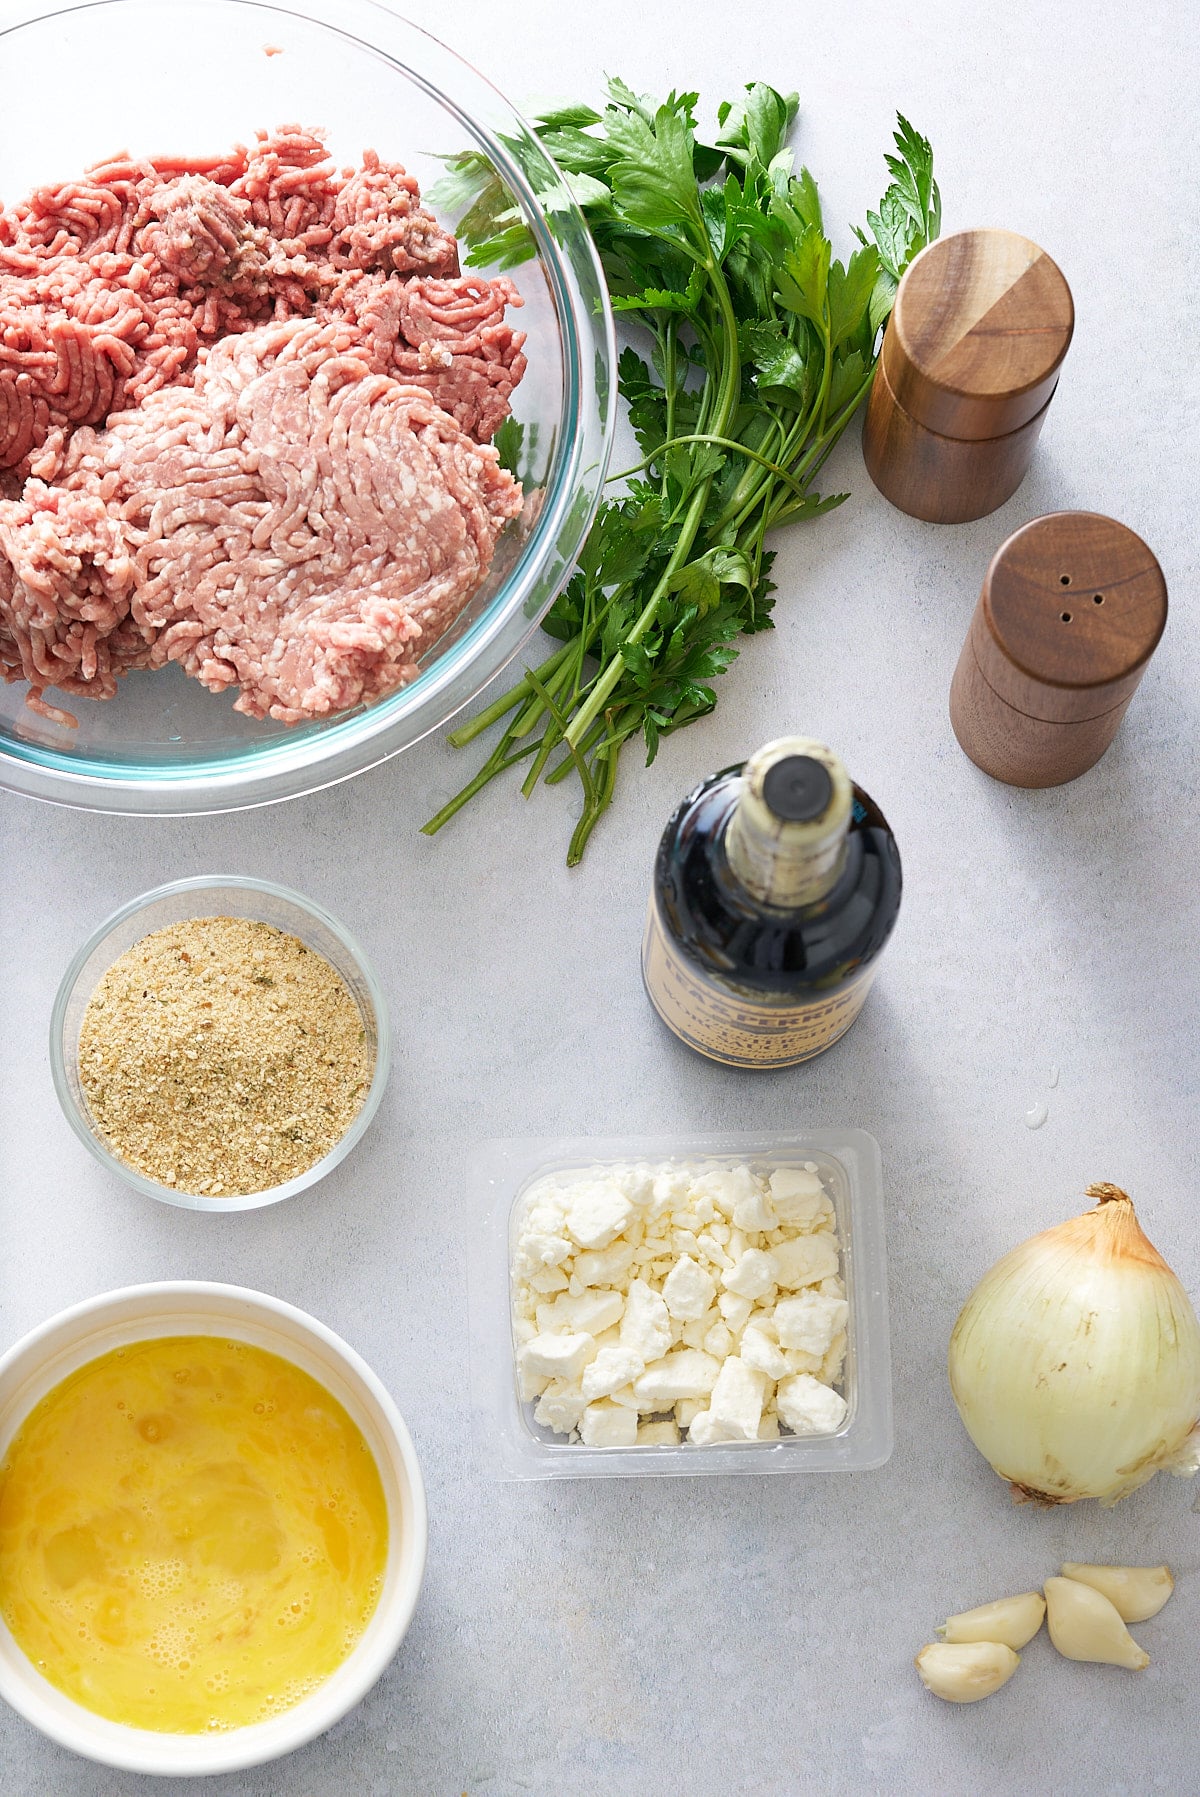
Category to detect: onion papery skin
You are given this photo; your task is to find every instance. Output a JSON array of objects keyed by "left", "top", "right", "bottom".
[{"left": 948, "top": 1187, "right": 1200, "bottom": 1505}]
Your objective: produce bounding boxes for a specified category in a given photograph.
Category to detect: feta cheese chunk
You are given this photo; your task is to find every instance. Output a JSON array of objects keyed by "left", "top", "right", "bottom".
[
  {"left": 564, "top": 1178, "right": 635, "bottom": 1250},
  {"left": 581, "top": 1345, "right": 646, "bottom": 1402},
  {"left": 572, "top": 1240, "right": 637, "bottom": 1287},
  {"left": 619, "top": 1278, "right": 673, "bottom": 1362},
  {"left": 636, "top": 1419, "right": 681, "bottom": 1446},
  {"left": 767, "top": 1167, "right": 829, "bottom": 1227},
  {"left": 579, "top": 1401, "right": 638, "bottom": 1447},
  {"left": 684, "top": 1407, "right": 724, "bottom": 1445},
  {"left": 731, "top": 1185, "right": 777, "bottom": 1233},
  {"left": 518, "top": 1331, "right": 597, "bottom": 1386},
  {"left": 722, "top": 1248, "right": 776, "bottom": 1300},
  {"left": 535, "top": 1289, "right": 625, "bottom": 1338},
  {"left": 694, "top": 1164, "right": 759, "bottom": 1218},
  {"left": 632, "top": 1349, "right": 720, "bottom": 1406},
  {"left": 533, "top": 1379, "right": 587, "bottom": 1433},
  {"left": 703, "top": 1319, "right": 734, "bottom": 1361},
  {"left": 739, "top": 1324, "right": 788, "bottom": 1381},
  {"left": 705, "top": 1356, "right": 767, "bottom": 1440},
  {"left": 776, "top": 1373, "right": 849, "bottom": 1436},
  {"left": 774, "top": 1292, "right": 849, "bottom": 1355},
  {"left": 661, "top": 1254, "right": 716, "bottom": 1321},
  {"left": 717, "top": 1291, "right": 753, "bottom": 1333},
  {"left": 770, "top": 1233, "right": 841, "bottom": 1289}
]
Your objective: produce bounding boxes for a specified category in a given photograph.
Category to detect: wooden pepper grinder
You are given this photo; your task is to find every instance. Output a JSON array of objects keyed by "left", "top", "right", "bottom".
[
  {"left": 949, "top": 512, "right": 1167, "bottom": 787},
  {"left": 863, "top": 229, "right": 1073, "bottom": 523}
]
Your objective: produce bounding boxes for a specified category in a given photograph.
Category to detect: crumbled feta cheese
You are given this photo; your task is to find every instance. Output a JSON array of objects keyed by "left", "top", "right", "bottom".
[
  {"left": 564, "top": 1179, "right": 635, "bottom": 1250},
  {"left": 774, "top": 1292, "right": 848, "bottom": 1355},
  {"left": 637, "top": 1419, "right": 681, "bottom": 1446},
  {"left": 717, "top": 1291, "right": 753, "bottom": 1332},
  {"left": 511, "top": 1158, "right": 848, "bottom": 1450},
  {"left": 739, "top": 1324, "right": 788, "bottom": 1381},
  {"left": 619, "top": 1278, "right": 673, "bottom": 1362},
  {"left": 770, "top": 1233, "right": 841, "bottom": 1289},
  {"left": 776, "top": 1373, "right": 848, "bottom": 1436},
  {"left": 581, "top": 1345, "right": 645, "bottom": 1401},
  {"left": 705, "top": 1356, "right": 766, "bottom": 1440},
  {"left": 533, "top": 1379, "right": 587, "bottom": 1432},
  {"left": 767, "top": 1167, "right": 828, "bottom": 1227},
  {"left": 661, "top": 1254, "right": 716, "bottom": 1320},
  {"left": 632, "top": 1349, "right": 720, "bottom": 1406},
  {"left": 722, "top": 1248, "right": 776, "bottom": 1300},
  {"left": 580, "top": 1401, "right": 638, "bottom": 1447},
  {"left": 535, "top": 1289, "right": 625, "bottom": 1338},
  {"left": 518, "top": 1332, "right": 598, "bottom": 1386}
]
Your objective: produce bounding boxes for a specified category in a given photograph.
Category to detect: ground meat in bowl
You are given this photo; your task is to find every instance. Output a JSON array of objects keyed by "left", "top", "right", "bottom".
[{"left": 0, "top": 126, "right": 527, "bottom": 724}]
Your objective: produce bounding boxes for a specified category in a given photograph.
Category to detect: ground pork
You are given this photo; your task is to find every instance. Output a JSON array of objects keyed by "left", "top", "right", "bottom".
[
  {"left": 0, "top": 302, "right": 523, "bottom": 722},
  {"left": 0, "top": 127, "right": 464, "bottom": 479},
  {"left": 0, "top": 128, "right": 528, "bottom": 723}
]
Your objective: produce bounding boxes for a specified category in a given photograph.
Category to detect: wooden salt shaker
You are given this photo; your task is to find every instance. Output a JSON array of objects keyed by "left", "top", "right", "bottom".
[
  {"left": 949, "top": 513, "right": 1167, "bottom": 787},
  {"left": 863, "top": 229, "right": 1073, "bottom": 523}
]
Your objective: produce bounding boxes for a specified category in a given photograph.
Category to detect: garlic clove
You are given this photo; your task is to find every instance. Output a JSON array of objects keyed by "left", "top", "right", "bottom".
[
  {"left": 938, "top": 1591, "right": 1046, "bottom": 1650},
  {"left": 915, "top": 1640, "right": 1020, "bottom": 1703},
  {"left": 1044, "top": 1576, "right": 1149, "bottom": 1668},
  {"left": 1059, "top": 1562, "right": 1174, "bottom": 1624}
]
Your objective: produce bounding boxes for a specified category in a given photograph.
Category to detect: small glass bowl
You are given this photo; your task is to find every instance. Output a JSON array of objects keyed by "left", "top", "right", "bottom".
[{"left": 50, "top": 876, "right": 390, "bottom": 1211}]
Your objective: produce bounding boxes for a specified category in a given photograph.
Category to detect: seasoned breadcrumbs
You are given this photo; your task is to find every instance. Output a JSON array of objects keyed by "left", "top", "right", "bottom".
[{"left": 78, "top": 916, "right": 371, "bottom": 1196}]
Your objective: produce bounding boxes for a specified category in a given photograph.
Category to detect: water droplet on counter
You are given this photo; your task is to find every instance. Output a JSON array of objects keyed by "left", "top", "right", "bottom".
[
  {"left": 1048, "top": 1065, "right": 1060, "bottom": 1089},
  {"left": 1025, "top": 1102, "right": 1048, "bottom": 1130}
]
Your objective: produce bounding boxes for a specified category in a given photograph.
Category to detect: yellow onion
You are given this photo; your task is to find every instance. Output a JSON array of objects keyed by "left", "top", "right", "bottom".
[{"left": 948, "top": 1184, "right": 1200, "bottom": 1505}]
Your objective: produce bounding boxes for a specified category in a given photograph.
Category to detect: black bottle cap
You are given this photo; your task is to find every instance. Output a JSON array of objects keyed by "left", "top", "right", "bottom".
[{"left": 761, "top": 755, "right": 833, "bottom": 823}]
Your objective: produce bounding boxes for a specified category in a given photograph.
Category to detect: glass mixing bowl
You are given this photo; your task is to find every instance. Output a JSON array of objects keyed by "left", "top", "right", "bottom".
[
  {"left": 0, "top": 0, "right": 614, "bottom": 812},
  {"left": 50, "top": 875, "right": 391, "bottom": 1210}
]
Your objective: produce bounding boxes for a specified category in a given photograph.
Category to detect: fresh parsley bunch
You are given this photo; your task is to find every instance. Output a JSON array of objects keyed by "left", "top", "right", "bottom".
[{"left": 424, "top": 82, "right": 939, "bottom": 863}]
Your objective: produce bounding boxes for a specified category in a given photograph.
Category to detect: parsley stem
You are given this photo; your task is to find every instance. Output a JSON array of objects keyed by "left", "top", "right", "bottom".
[
  {"left": 446, "top": 641, "right": 572, "bottom": 746},
  {"left": 563, "top": 255, "right": 742, "bottom": 751},
  {"left": 606, "top": 433, "right": 816, "bottom": 505}
]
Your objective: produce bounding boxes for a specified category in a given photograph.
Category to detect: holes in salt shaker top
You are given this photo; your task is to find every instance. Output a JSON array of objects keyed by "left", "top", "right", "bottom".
[{"left": 1060, "top": 612, "right": 1072, "bottom": 623}]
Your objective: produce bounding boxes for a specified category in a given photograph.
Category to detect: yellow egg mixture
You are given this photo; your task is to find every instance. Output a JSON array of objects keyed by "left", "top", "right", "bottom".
[{"left": 0, "top": 1337, "right": 388, "bottom": 1733}]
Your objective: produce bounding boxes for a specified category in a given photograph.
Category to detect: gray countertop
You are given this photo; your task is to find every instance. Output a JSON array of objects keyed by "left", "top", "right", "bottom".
[{"left": 1, "top": 1, "right": 1197, "bottom": 1792}]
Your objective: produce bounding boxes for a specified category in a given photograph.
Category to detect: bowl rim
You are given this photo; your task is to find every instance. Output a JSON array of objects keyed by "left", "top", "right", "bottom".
[
  {"left": 0, "top": 0, "right": 617, "bottom": 813},
  {"left": 0, "top": 1279, "right": 428, "bottom": 1776},
  {"left": 49, "top": 874, "right": 392, "bottom": 1211}
]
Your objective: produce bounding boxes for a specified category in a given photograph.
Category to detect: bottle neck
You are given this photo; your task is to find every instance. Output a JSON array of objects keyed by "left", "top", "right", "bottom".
[{"left": 724, "top": 738, "right": 853, "bottom": 909}]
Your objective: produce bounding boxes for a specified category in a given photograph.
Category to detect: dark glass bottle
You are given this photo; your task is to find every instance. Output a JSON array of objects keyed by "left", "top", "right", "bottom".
[{"left": 642, "top": 737, "right": 902, "bottom": 1067}]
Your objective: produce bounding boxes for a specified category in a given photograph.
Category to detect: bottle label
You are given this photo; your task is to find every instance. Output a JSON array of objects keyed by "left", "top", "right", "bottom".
[{"left": 641, "top": 900, "right": 874, "bottom": 1068}]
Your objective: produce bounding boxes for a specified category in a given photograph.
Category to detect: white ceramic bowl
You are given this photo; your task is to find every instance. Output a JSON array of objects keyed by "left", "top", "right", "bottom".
[{"left": 0, "top": 1283, "right": 427, "bottom": 1776}]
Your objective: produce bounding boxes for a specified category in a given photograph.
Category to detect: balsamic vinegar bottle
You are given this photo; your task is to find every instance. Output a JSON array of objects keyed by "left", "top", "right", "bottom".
[{"left": 642, "top": 737, "right": 902, "bottom": 1068}]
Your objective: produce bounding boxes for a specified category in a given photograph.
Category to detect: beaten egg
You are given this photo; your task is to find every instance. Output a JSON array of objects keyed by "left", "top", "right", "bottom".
[{"left": 0, "top": 1336, "right": 388, "bottom": 1733}]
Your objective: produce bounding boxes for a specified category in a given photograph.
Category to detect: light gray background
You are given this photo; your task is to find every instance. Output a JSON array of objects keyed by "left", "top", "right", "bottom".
[{"left": 1, "top": 0, "right": 1197, "bottom": 1792}]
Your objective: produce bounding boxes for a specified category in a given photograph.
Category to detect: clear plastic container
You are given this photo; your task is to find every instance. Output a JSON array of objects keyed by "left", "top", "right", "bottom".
[
  {"left": 0, "top": 0, "right": 614, "bottom": 813},
  {"left": 50, "top": 876, "right": 390, "bottom": 1210},
  {"left": 468, "top": 1131, "right": 891, "bottom": 1480}
]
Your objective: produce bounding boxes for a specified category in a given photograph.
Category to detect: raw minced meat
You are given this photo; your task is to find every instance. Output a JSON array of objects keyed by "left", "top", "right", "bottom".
[{"left": 0, "top": 126, "right": 527, "bottom": 723}]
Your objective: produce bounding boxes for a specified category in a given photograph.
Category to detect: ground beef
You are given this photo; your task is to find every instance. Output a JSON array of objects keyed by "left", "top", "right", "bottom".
[{"left": 0, "top": 128, "right": 527, "bottom": 723}]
